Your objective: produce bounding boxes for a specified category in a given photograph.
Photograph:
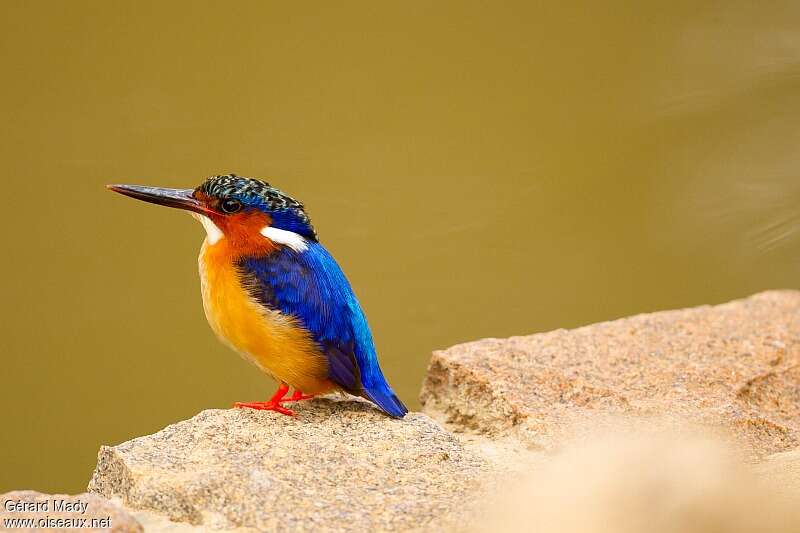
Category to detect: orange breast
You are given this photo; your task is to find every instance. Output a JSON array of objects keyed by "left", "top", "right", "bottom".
[{"left": 198, "top": 238, "right": 335, "bottom": 394}]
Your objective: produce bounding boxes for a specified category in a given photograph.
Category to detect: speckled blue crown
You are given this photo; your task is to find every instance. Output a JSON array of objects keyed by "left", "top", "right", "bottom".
[{"left": 198, "top": 174, "right": 317, "bottom": 240}]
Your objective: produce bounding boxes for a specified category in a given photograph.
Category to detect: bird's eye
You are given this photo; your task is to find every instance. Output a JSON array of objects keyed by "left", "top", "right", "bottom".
[{"left": 220, "top": 199, "right": 242, "bottom": 214}]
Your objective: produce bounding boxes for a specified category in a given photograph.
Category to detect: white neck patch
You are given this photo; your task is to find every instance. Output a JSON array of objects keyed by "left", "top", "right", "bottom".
[
  {"left": 191, "top": 213, "right": 224, "bottom": 245},
  {"left": 260, "top": 226, "right": 309, "bottom": 252}
]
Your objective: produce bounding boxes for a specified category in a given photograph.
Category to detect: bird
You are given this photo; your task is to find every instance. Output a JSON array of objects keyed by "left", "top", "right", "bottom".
[{"left": 107, "top": 174, "right": 408, "bottom": 418}]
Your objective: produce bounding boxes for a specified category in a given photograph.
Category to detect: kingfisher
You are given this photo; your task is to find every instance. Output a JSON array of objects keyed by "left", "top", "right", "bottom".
[{"left": 107, "top": 174, "right": 407, "bottom": 418}]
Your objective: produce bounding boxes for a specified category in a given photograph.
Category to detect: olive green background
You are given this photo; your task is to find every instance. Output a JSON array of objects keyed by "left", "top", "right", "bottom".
[{"left": 1, "top": 1, "right": 798, "bottom": 493}]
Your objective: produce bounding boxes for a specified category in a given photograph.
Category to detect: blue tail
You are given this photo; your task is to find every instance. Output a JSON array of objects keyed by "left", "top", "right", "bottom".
[{"left": 362, "top": 384, "right": 408, "bottom": 418}]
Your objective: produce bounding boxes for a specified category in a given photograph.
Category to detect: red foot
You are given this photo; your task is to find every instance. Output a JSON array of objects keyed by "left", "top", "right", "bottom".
[
  {"left": 234, "top": 383, "right": 295, "bottom": 416},
  {"left": 233, "top": 400, "right": 294, "bottom": 416},
  {"left": 233, "top": 385, "right": 315, "bottom": 416}
]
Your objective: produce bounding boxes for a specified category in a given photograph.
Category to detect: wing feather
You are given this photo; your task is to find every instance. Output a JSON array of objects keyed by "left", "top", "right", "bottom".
[
  {"left": 238, "top": 243, "right": 369, "bottom": 394},
  {"left": 237, "top": 241, "right": 407, "bottom": 417}
]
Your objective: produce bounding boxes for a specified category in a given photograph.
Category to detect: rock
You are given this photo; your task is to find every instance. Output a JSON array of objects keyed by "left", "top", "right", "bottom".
[
  {"left": 80, "top": 290, "right": 800, "bottom": 531},
  {"left": 88, "top": 398, "right": 488, "bottom": 532},
  {"left": 755, "top": 448, "right": 800, "bottom": 496},
  {"left": 465, "top": 427, "right": 800, "bottom": 533},
  {"left": 421, "top": 290, "right": 800, "bottom": 457},
  {"left": 123, "top": 507, "right": 256, "bottom": 532},
  {"left": 0, "top": 491, "right": 142, "bottom": 532}
]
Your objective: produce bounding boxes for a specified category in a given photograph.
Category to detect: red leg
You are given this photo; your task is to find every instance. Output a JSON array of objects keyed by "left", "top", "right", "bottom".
[
  {"left": 233, "top": 383, "right": 295, "bottom": 416},
  {"left": 284, "top": 390, "right": 316, "bottom": 402}
]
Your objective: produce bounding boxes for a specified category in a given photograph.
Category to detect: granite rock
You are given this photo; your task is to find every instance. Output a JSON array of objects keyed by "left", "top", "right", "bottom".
[
  {"left": 421, "top": 290, "right": 800, "bottom": 457},
  {"left": 87, "top": 398, "right": 488, "bottom": 532}
]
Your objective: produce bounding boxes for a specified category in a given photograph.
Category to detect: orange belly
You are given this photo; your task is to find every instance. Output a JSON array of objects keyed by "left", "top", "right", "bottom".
[{"left": 198, "top": 239, "right": 335, "bottom": 394}]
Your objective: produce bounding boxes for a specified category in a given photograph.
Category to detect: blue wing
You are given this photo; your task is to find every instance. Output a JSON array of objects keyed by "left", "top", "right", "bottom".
[{"left": 237, "top": 242, "right": 407, "bottom": 417}]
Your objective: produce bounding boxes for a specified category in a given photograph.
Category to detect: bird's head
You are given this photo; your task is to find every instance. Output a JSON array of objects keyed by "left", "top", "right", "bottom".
[{"left": 107, "top": 174, "right": 316, "bottom": 253}]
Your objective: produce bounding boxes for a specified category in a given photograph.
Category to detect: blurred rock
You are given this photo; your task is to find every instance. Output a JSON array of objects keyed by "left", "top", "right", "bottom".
[
  {"left": 755, "top": 448, "right": 800, "bottom": 496},
  {"left": 421, "top": 290, "right": 800, "bottom": 457},
  {"left": 88, "top": 398, "right": 488, "bottom": 532},
  {"left": 465, "top": 427, "right": 800, "bottom": 533},
  {"left": 0, "top": 490, "right": 141, "bottom": 532}
]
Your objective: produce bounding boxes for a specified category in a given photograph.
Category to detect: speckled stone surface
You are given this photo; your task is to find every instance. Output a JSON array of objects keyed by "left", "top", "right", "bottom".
[
  {"left": 421, "top": 290, "right": 800, "bottom": 457},
  {"left": 87, "top": 398, "right": 488, "bottom": 532},
  {"left": 0, "top": 491, "right": 142, "bottom": 532}
]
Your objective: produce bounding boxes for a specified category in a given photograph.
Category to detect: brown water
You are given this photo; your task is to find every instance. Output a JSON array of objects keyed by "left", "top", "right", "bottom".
[{"left": 1, "top": 1, "right": 798, "bottom": 494}]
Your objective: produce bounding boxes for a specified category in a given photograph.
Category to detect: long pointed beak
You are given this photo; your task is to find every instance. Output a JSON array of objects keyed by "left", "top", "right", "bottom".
[{"left": 106, "top": 184, "right": 216, "bottom": 216}]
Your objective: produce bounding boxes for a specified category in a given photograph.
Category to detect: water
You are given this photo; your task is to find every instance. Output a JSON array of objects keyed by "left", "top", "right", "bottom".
[{"left": 1, "top": 1, "right": 798, "bottom": 493}]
